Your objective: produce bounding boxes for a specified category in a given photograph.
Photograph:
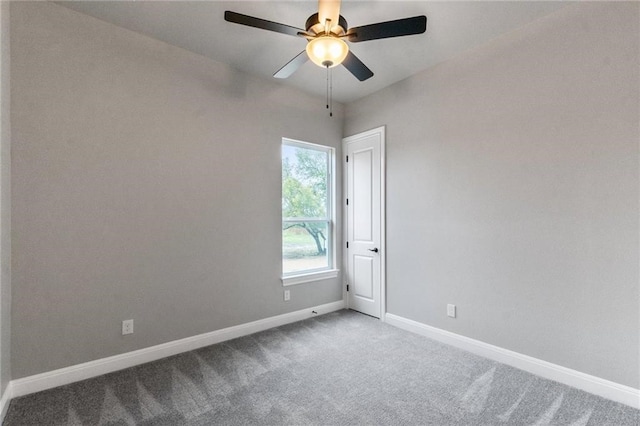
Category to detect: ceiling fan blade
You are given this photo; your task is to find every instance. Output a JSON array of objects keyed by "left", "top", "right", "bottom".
[
  {"left": 224, "top": 11, "right": 303, "bottom": 37},
  {"left": 274, "top": 51, "right": 309, "bottom": 79},
  {"left": 342, "top": 51, "right": 374, "bottom": 81},
  {"left": 346, "top": 15, "right": 427, "bottom": 43},
  {"left": 318, "top": 0, "right": 341, "bottom": 30}
]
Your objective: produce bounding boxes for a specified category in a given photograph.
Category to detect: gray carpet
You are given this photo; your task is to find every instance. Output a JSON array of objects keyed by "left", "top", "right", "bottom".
[{"left": 4, "top": 310, "right": 639, "bottom": 425}]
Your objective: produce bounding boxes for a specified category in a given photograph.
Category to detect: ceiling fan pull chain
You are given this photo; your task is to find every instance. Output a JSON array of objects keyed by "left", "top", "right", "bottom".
[
  {"left": 326, "top": 64, "right": 330, "bottom": 111},
  {"left": 329, "top": 67, "right": 333, "bottom": 117}
]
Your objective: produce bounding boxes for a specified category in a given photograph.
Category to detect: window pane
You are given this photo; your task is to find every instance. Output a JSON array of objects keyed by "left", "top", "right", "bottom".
[
  {"left": 282, "top": 144, "right": 328, "bottom": 219},
  {"left": 282, "top": 222, "right": 329, "bottom": 274}
]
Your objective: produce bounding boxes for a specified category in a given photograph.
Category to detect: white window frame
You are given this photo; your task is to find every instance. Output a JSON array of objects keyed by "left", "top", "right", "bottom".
[{"left": 281, "top": 138, "right": 338, "bottom": 286}]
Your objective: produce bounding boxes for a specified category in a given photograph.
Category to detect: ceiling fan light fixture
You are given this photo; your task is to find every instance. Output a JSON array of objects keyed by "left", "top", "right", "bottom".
[{"left": 306, "top": 36, "right": 349, "bottom": 68}]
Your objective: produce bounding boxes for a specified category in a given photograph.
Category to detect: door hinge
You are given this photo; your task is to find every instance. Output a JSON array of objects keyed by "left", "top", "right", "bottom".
[
  {"left": 346, "top": 155, "right": 349, "bottom": 162},
  {"left": 346, "top": 285, "right": 349, "bottom": 292},
  {"left": 346, "top": 198, "right": 349, "bottom": 205},
  {"left": 346, "top": 241, "right": 349, "bottom": 248}
]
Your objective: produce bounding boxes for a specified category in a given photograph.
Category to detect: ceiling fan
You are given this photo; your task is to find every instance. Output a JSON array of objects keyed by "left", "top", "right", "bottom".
[{"left": 224, "top": 0, "right": 427, "bottom": 82}]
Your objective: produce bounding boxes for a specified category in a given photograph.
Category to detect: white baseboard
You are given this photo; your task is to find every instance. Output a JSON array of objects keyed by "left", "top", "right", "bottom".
[
  {"left": 0, "top": 382, "right": 12, "bottom": 421},
  {"left": 384, "top": 313, "right": 640, "bottom": 409},
  {"left": 10, "top": 300, "right": 345, "bottom": 399}
]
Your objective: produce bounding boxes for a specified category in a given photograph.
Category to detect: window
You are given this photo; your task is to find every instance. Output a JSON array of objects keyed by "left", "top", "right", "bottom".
[{"left": 282, "top": 139, "right": 337, "bottom": 285}]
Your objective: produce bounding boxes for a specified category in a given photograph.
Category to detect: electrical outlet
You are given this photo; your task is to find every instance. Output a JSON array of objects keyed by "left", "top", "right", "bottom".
[
  {"left": 447, "top": 304, "right": 456, "bottom": 318},
  {"left": 284, "top": 290, "right": 291, "bottom": 301},
  {"left": 122, "top": 319, "right": 134, "bottom": 335}
]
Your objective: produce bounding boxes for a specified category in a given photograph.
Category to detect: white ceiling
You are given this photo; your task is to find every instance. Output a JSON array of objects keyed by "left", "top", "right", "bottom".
[{"left": 56, "top": 1, "right": 571, "bottom": 104}]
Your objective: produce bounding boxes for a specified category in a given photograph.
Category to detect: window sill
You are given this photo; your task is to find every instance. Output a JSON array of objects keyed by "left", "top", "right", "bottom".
[{"left": 281, "top": 269, "right": 340, "bottom": 287}]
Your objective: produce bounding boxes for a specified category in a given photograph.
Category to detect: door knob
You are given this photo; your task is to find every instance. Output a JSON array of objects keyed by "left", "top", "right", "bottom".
[{"left": 368, "top": 248, "right": 379, "bottom": 253}]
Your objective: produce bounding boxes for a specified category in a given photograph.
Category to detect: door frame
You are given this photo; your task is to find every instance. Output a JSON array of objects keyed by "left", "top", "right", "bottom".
[{"left": 342, "top": 126, "right": 386, "bottom": 321}]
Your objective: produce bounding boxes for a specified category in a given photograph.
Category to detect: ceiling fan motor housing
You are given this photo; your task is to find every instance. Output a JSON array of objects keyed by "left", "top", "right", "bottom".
[{"left": 305, "top": 12, "right": 348, "bottom": 36}]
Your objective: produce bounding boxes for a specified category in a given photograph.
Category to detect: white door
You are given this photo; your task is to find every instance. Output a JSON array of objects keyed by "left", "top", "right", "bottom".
[{"left": 343, "top": 127, "right": 385, "bottom": 318}]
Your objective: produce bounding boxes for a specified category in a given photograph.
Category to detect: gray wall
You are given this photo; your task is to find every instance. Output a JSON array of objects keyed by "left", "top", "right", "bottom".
[
  {"left": 345, "top": 2, "right": 639, "bottom": 388},
  {"left": 11, "top": 2, "right": 343, "bottom": 379},
  {"left": 0, "top": 0, "right": 11, "bottom": 397}
]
